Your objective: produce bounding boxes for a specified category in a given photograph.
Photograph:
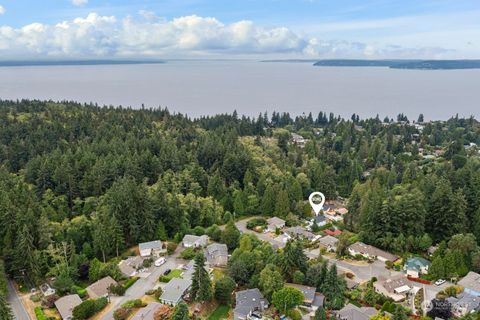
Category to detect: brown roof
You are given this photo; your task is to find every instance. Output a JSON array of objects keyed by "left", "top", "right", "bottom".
[
  {"left": 55, "top": 294, "right": 82, "bottom": 319},
  {"left": 86, "top": 276, "right": 117, "bottom": 299},
  {"left": 348, "top": 242, "right": 399, "bottom": 262}
]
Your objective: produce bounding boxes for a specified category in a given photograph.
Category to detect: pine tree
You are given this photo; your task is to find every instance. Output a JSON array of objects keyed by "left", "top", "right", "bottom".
[
  {"left": 222, "top": 220, "right": 240, "bottom": 250},
  {"left": 13, "top": 224, "right": 39, "bottom": 284},
  {"left": 110, "top": 215, "right": 124, "bottom": 257},
  {"left": 275, "top": 189, "right": 289, "bottom": 217},
  {"left": 314, "top": 306, "right": 327, "bottom": 320},
  {"left": 190, "top": 253, "right": 213, "bottom": 302},
  {"left": 260, "top": 184, "right": 276, "bottom": 216},
  {"left": 172, "top": 302, "right": 190, "bottom": 320},
  {"left": 0, "top": 294, "right": 13, "bottom": 320}
]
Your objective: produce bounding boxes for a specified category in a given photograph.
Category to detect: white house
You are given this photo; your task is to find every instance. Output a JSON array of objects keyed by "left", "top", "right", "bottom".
[
  {"left": 182, "top": 234, "right": 209, "bottom": 248},
  {"left": 139, "top": 240, "right": 165, "bottom": 257}
]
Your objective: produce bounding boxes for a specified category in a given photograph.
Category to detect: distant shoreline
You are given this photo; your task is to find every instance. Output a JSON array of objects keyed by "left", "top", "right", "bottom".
[{"left": 0, "top": 60, "right": 166, "bottom": 67}]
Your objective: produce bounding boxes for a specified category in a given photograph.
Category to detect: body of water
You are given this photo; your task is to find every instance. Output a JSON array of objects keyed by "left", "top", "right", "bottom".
[{"left": 0, "top": 60, "right": 478, "bottom": 120}]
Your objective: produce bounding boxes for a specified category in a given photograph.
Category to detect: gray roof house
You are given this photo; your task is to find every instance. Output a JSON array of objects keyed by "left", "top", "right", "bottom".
[
  {"left": 118, "top": 256, "right": 144, "bottom": 277},
  {"left": 160, "top": 278, "right": 192, "bottom": 305},
  {"left": 204, "top": 243, "right": 228, "bottom": 267},
  {"left": 458, "top": 271, "right": 480, "bottom": 297},
  {"left": 54, "top": 294, "right": 82, "bottom": 320},
  {"left": 267, "top": 217, "right": 286, "bottom": 232},
  {"left": 182, "top": 234, "right": 209, "bottom": 248},
  {"left": 374, "top": 276, "right": 413, "bottom": 302},
  {"left": 131, "top": 302, "right": 164, "bottom": 320},
  {"left": 348, "top": 242, "right": 399, "bottom": 262},
  {"left": 234, "top": 288, "right": 269, "bottom": 320},
  {"left": 139, "top": 240, "right": 165, "bottom": 257},
  {"left": 284, "top": 226, "right": 318, "bottom": 241},
  {"left": 319, "top": 235, "right": 339, "bottom": 252},
  {"left": 335, "top": 303, "right": 379, "bottom": 320},
  {"left": 86, "top": 276, "right": 117, "bottom": 299},
  {"left": 285, "top": 283, "right": 324, "bottom": 310},
  {"left": 448, "top": 293, "right": 480, "bottom": 317}
]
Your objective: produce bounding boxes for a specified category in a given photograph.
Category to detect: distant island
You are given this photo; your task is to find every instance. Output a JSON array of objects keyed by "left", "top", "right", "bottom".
[
  {"left": 312, "top": 59, "right": 480, "bottom": 70},
  {"left": 0, "top": 60, "right": 166, "bottom": 67}
]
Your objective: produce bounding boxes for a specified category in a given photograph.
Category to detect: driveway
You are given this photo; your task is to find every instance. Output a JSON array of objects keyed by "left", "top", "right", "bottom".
[
  {"left": 6, "top": 279, "right": 31, "bottom": 320},
  {"left": 101, "top": 248, "right": 183, "bottom": 320}
]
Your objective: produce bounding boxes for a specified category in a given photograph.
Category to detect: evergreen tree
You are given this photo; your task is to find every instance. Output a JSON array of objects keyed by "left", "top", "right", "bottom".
[
  {"left": 0, "top": 294, "right": 13, "bottom": 320},
  {"left": 275, "top": 189, "right": 290, "bottom": 217},
  {"left": 260, "top": 184, "right": 276, "bottom": 216},
  {"left": 172, "top": 302, "right": 190, "bottom": 320},
  {"left": 190, "top": 253, "right": 213, "bottom": 302},
  {"left": 214, "top": 276, "right": 236, "bottom": 305},
  {"left": 222, "top": 220, "right": 240, "bottom": 250},
  {"left": 313, "top": 306, "right": 327, "bottom": 320}
]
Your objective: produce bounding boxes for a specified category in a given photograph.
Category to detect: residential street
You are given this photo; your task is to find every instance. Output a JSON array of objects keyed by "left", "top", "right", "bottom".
[{"left": 6, "top": 279, "right": 31, "bottom": 320}]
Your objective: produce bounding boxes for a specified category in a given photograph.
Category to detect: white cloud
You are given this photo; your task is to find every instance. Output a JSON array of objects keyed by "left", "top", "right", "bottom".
[
  {"left": 71, "top": 0, "right": 88, "bottom": 7},
  {"left": 0, "top": 12, "right": 459, "bottom": 59},
  {"left": 0, "top": 5, "right": 5, "bottom": 15}
]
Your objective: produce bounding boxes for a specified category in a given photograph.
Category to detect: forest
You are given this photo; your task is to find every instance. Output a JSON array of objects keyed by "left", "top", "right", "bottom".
[{"left": 0, "top": 100, "right": 479, "bottom": 318}]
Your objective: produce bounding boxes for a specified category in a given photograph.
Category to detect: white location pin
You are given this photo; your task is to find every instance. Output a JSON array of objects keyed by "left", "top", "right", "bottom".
[{"left": 309, "top": 192, "right": 326, "bottom": 216}]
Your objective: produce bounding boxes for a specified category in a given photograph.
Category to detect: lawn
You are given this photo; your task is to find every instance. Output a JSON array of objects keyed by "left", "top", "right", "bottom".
[
  {"left": 208, "top": 305, "right": 231, "bottom": 320},
  {"left": 159, "top": 269, "right": 183, "bottom": 282},
  {"left": 211, "top": 268, "right": 226, "bottom": 282}
]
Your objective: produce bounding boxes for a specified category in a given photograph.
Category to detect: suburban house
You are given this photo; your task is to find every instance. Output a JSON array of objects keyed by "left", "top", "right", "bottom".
[
  {"left": 160, "top": 278, "right": 192, "bottom": 305},
  {"left": 54, "top": 294, "right": 82, "bottom": 320},
  {"left": 182, "top": 234, "right": 209, "bottom": 248},
  {"left": 118, "top": 256, "right": 144, "bottom": 277},
  {"left": 291, "top": 133, "right": 306, "bottom": 148},
  {"left": 86, "top": 276, "right": 117, "bottom": 299},
  {"left": 318, "top": 235, "right": 339, "bottom": 252},
  {"left": 325, "top": 229, "right": 342, "bottom": 237},
  {"left": 285, "top": 283, "right": 324, "bottom": 311},
  {"left": 348, "top": 242, "right": 399, "bottom": 263},
  {"left": 139, "top": 240, "right": 165, "bottom": 257},
  {"left": 448, "top": 293, "right": 480, "bottom": 317},
  {"left": 334, "top": 303, "right": 379, "bottom": 320},
  {"left": 266, "top": 217, "right": 286, "bottom": 232},
  {"left": 374, "top": 276, "right": 414, "bottom": 302},
  {"left": 427, "top": 245, "right": 438, "bottom": 256},
  {"left": 234, "top": 288, "right": 269, "bottom": 320},
  {"left": 458, "top": 272, "right": 480, "bottom": 297},
  {"left": 309, "top": 214, "right": 327, "bottom": 228},
  {"left": 131, "top": 302, "right": 164, "bottom": 320},
  {"left": 204, "top": 243, "right": 228, "bottom": 267},
  {"left": 40, "top": 283, "right": 56, "bottom": 297},
  {"left": 405, "top": 257, "right": 431, "bottom": 278},
  {"left": 284, "top": 226, "right": 319, "bottom": 242}
]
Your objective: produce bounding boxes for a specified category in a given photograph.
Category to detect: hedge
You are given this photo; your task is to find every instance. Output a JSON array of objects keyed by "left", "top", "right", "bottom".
[
  {"left": 123, "top": 277, "right": 139, "bottom": 290},
  {"left": 34, "top": 307, "right": 47, "bottom": 320}
]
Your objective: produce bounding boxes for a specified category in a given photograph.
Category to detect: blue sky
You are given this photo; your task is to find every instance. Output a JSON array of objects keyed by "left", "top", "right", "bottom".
[{"left": 0, "top": 0, "right": 479, "bottom": 59}]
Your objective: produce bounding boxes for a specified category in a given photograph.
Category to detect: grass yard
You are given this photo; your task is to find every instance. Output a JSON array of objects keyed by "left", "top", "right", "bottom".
[
  {"left": 159, "top": 269, "right": 183, "bottom": 282},
  {"left": 211, "top": 268, "right": 226, "bottom": 281},
  {"left": 208, "top": 305, "right": 231, "bottom": 320}
]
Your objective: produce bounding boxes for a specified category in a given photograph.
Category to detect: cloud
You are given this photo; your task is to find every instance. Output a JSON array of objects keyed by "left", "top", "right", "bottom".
[
  {"left": 0, "top": 12, "right": 457, "bottom": 59},
  {"left": 71, "top": 0, "right": 88, "bottom": 7},
  {"left": 0, "top": 5, "right": 5, "bottom": 15}
]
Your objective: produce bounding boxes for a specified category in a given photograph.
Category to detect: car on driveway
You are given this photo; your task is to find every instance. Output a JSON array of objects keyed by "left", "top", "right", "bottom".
[
  {"left": 163, "top": 269, "right": 171, "bottom": 275},
  {"left": 434, "top": 279, "right": 446, "bottom": 286}
]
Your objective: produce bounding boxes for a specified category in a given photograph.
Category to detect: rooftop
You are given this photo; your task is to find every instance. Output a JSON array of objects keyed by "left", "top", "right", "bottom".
[
  {"left": 160, "top": 278, "right": 192, "bottom": 303},
  {"left": 405, "top": 257, "right": 431, "bottom": 272},
  {"left": 459, "top": 271, "right": 480, "bottom": 292},
  {"left": 349, "top": 242, "right": 399, "bottom": 262},
  {"left": 55, "top": 294, "right": 82, "bottom": 320},
  {"left": 139, "top": 240, "right": 163, "bottom": 251},
  {"left": 285, "top": 283, "right": 316, "bottom": 303},
  {"left": 234, "top": 288, "right": 268, "bottom": 318}
]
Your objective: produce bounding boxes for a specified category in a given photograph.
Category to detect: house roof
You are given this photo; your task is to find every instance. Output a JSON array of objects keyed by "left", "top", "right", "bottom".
[
  {"left": 336, "top": 304, "right": 371, "bottom": 320},
  {"left": 325, "top": 229, "right": 342, "bottom": 236},
  {"left": 182, "top": 234, "right": 209, "bottom": 245},
  {"left": 234, "top": 289, "right": 268, "bottom": 318},
  {"left": 284, "top": 226, "right": 316, "bottom": 240},
  {"left": 160, "top": 278, "right": 192, "bottom": 304},
  {"left": 459, "top": 271, "right": 480, "bottom": 292},
  {"left": 448, "top": 293, "right": 480, "bottom": 313},
  {"left": 55, "top": 294, "right": 82, "bottom": 320},
  {"left": 319, "top": 235, "right": 339, "bottom": 247},
  {"left": 267, "top": 217, "right": 285, "bottom": 226},
  {"left": 139, "top": 240, "right": 162, "bottom": 252},
  {"left": 205, "top": 243, "right": 228, "bottom": 258},
  {"left": 285, "top": 283, "right": 316, "bottom": 303},
  {"left": 313, "top": 215, "right": 326, "bottom": 224},
  {"left": 337, "top": 208, "right": 348, "bottom": 215},
  {"left": 406, "top": 257, "right": 431, "bottom": 272},
  {"left": 131, "top": 302, "right": 164, "bottom": 320},
  {"left": 312, "top": 293, "right": 325, "bottom": 308},
  {"left": 118, "top": 256, "right": 144, "bottom": 276},
  {"left": 86, "top": 276, "right": 117, "bottom": 298},
  {"left": 378, "top": 276, "right": 411, "bottom": 293},
  {"left": 348, "top": 242, "right": 399, "bottom": 262}
]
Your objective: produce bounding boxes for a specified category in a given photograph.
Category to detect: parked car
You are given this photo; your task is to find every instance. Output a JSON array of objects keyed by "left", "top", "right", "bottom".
[
  {"left": 435, "top": 279, "right": 446, "bottom": 286},
  {"left": 163, "top": 269, "right": 171, "bottom": 275},
  {"left": 155, "top": 257, "right": 166, "bottom": 267}
]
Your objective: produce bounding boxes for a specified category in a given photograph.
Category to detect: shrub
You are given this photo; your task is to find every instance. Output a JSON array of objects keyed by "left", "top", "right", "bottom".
[
  {"left": 146, "top": 287, "right": 163, "bottom": 299},
  {"left": 246, "top": 218, "right": 267, "bottom": 230},
  {"left": 142, "top": 258, "right": 153, "bottom": 268},
  {"left": 121, "top": 299, "right": 145, "bottom": 309},
  {"left": 109, "top": 283, "right": 126, "bottom": 296},
  {"left": 114, "top": 307, "right": 130, "bottom": 320},
  {"left": 123, "top": 277, "right": 139, "bottom": 290},
  {"left": 41, "top": 294, "right": 59, "bottom": 308},
  {"left": 385, "top": 261, "right": 393, "bottom": 269},
  {"left": 180, "top": 247, "right": 197, "bottom": 260},
  {"left": 73, "top": 300, "right": 97, "bottom": 320},
  {"left": 167, "top": 242, "right": 178, "bottom": 255},
  {"left": 287, "top": 309, "right": 302, "bottom": 320},
  {"left": 94, "top": 297, "right": 108, "bottom": 311},
  {"left": 34, "top": 307, "right": 47, "bottom": 320}
]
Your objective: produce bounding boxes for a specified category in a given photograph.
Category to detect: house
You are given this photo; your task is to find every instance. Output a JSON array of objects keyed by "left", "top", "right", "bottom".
[
  {"left": 337, "top": 208, "right": 349, "bottom": 215},
  {"left": 291, "top": 133, "right": 306, "bottom": 148},
  {"left": 204, "top": 243, "right": 228, "bottom": 267},
  {"left": 160, "top": 278, "right": 192, "bottom": 305},
  {"left": 54, "top": 294, "right": 82, "bottom": 320},
  {"left": 284, "top": 226, "right": 319, "bottom": 241},
  {"left": 334, "top": 303, "right": 379, "bottom": 320},
  {"left": 266, "top": 217, "right": 286, "bottom": 232},
  {"left": 118, "top": 256, "right": 144, "bottom": 277},
  {"left": 458, "top": 272, "right": 480, "bottom": 297},
  {"left": 405, "top": 257, "right": 431, "bottom": 278},
  {"left": 318, "top": 235, "right": 339, "bottom": 252},
  {"left": 234, "top": 288, "right": 268, "bottom": 320},
  {"left": 285, "top": 283, "right": 324, "bottom": 310},
  {"left": 325, "top": 229, "right": 342, "bottom": 237},
  {"left": 139, "top": 240, "right": 165, "bottom": 257},
  {"left": 323, "top": 203, "right": 337, "bottom": 215},
  {"left": 374, "top": 276, "right": 413, "bottom": 302},
  {"left": 86, "top": 276, "right": 117, "bottom": 299},
  {"left": 131, "top": 302, "right": 164, "bottom": 320},
  {"left": 427, "top": 245, "right": 438, "bottom": 256},
  {"left": 182, "top": 234, "right": 209, "bottom": 248},
  {"left": 40, "top": 283, "right": 56, "bottom": 297},
  {"left": 448, "top": 293, "right": 480, "bottom": 317},
  {"left": 310, "top": 214, "right": 327, "bottom": 227},
  {"left": 348, "top": 242, "right": 399, "bottom": 263}
]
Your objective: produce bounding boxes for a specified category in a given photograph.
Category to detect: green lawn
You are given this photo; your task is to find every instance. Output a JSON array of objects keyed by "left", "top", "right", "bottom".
[
  {"left": 159, "top": 269, "right": 183, "bottom": 282},
  {"left": 208, "top": 305, "right": 231, "bottom": 320}
]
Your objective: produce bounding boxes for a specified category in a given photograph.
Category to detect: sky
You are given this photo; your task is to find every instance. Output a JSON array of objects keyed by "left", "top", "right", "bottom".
[{"left": 0, "top": 0, "right": 479, "bottom": 60}]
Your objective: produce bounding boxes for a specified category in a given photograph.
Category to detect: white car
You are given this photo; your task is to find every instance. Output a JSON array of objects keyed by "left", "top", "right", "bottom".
[
  {"left": 434, "top": 279, "right": 446, "bottom": 286},
  {"left": 154, "top": 257, "right": 166, "bottom": 267}
]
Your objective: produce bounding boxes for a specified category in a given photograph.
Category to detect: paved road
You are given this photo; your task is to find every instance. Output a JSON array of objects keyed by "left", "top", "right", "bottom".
[
  {"left": 101, "top": 249, "right": 182, "bottom": 320},
  {"left": 6, "top": 279, "right": 31, "bottom": 320}
]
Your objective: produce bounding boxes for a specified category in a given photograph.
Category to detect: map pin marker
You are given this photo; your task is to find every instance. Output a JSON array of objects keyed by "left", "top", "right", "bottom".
[{"left": 309, "top": 192, "right": 326, "bottom": 216}]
